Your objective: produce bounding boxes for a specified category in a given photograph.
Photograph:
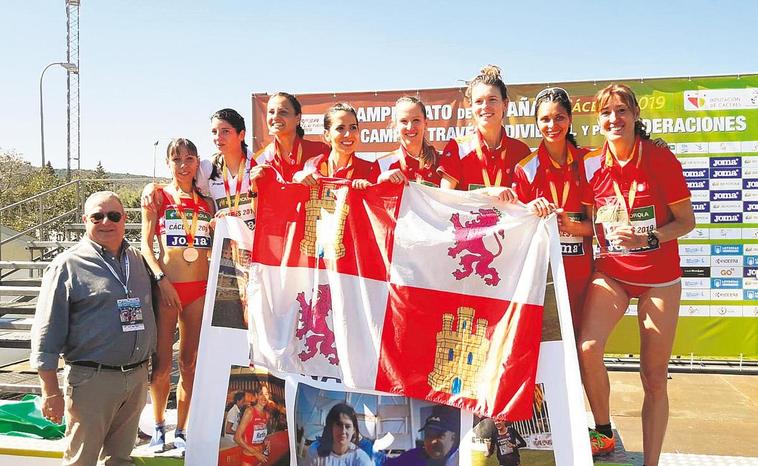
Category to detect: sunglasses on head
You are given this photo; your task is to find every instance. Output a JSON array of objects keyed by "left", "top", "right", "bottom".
[
  {"left": 89, "top": 211, "right": 123, "bottom": 223},
  {"left": 535, "top": 87, "right": 569, "bottom": 101}
]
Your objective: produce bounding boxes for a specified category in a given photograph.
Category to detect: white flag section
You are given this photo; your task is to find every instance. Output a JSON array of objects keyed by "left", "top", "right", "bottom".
[
  {"left": 247, "top": 265, "right": 389, "bottom": 385},
  {"left": 186, "top": 198, "right": 592, "bottom": 465},
  {"left": 390, "top": 184, "right": 548, "bottom": 303}
]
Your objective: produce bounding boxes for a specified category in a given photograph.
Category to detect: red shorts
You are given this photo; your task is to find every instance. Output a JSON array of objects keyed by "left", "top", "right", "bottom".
[
  {"left": 172, "top": 280, "right": 207, "bottom": 308},
  {"left": 616, "top": 281, "right": 652, "bottom": 299}
]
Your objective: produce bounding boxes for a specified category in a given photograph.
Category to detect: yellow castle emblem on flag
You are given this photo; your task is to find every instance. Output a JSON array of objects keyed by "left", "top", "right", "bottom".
[
  {"left": 428, "top": 306, "right": 489, "bottom": 398},
  {"left": 300, "top": 182, "right": 349, "bottom": 260}
]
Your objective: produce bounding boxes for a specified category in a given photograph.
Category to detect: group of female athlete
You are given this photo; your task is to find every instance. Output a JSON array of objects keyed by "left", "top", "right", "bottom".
[{"left": 140, "top": 65, "right": 695, "bottom": 466}]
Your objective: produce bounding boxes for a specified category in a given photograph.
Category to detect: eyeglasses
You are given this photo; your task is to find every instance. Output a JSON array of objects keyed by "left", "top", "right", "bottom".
[{"left": 89, "top": 211, "right": 123, "bottom": 223}]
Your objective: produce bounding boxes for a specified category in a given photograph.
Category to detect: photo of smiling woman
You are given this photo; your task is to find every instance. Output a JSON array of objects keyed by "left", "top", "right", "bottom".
[
  {"left": 578, "top": 84, "right": 695, "bottom": 464},
  {"left": 437, "top": 65, "right": 531, "bottom": 203},
  {"left": 304, "top": 403, "right": 372, "bottom": 466},
  {"left": 293, "top": 102, "right": 381, "bottom": 189},
  {"left": 140, "top": 138, "right": 214, "bottom": 452},
  {"left": 256, "top": 92, "right": 329, "bottom": 182},
  {"left": 142, "top": 108, "right": 265, "bottom": 231},
  {"left": 513, "top": 87, "right": 593, "bottom": 338},
  {"left": 377, "top": 96, "right": 442, "bottom": 187}
]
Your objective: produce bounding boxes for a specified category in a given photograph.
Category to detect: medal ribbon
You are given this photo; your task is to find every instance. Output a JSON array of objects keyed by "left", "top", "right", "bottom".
[
  {"left": 274, "top": 137, "right": 303, "bottom": 167},
  {"left": 222, "top": 157, "right": 247, "bottom": 215},
  {"left": 549, "top": 180, "right": 570, "bottom": 209},
  {"left": 475, "top": 129, "right": 508, "bottom": 187},
  {"left": 546, "top": 144, "right": 572, "bottom": 208},
  {"left": 327, "top": 154, "right": 355, "bottom": 179},
  {"left": 608, "top": 140, "right": 643, "bottom": 217},
  {"left": 169, "top": 188, "right": 199, "bottom": 249}
]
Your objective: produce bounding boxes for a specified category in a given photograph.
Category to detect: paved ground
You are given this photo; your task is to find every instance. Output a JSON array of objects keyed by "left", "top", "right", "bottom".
[{"left": 604, "top": 371, "right": 758, "bottom": 464}]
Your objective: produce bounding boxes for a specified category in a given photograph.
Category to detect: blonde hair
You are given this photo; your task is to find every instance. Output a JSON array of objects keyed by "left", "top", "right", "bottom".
[
  {"left": 594, "top": 84, "right": 650, "bottom": 139},
  {"left": 393, "top": 96, "right": 439, "bottom": 168}
]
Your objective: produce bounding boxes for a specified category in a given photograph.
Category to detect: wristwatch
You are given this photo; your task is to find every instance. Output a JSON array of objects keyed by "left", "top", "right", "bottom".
[
  {"left": 647, "top": 231, "right": 660, "bottom": 249},
  {"left": 154, "top": 271, "right": 166, "bottom": 283}
]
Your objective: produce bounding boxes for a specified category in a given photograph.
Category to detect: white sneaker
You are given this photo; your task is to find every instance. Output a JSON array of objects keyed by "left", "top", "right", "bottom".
[
  {"left": 148, "top": 425, "right": 166, "bottom": 453},
  {"left": 173, "top": 432, "right": 187, "bottom": 454}
]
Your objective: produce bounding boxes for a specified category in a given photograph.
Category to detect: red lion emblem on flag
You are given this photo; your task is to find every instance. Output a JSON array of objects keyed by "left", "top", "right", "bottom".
[
  {"left": 448, "top": 208, "right": 505, "bottom": 286},
  {"left": 295, "top": 284, "right": 339, "bottom": 365}
]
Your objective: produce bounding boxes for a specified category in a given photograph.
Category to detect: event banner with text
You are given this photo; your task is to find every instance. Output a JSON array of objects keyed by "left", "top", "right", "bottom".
[{"left": 252, "top": 75, "right": 758, "bottom": 358}]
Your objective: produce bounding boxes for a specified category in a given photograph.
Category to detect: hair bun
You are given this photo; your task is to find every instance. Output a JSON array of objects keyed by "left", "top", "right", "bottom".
[{"left": 480, "top": 65, "right": 502, "bottom": 79}]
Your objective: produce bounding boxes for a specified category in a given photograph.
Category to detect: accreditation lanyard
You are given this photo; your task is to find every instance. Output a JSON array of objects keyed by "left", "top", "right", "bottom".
[
  {"left": 607, "top": 140, "right": 643, "bottom": 215},
  {"left": 102, "top": 250, "right": 130, "bottom": 298},
  {"left": 475, "top": 129, "right": 508, "bottom": 187},
  {"left": 274, "top": 137, "right": 303, "bottom": 168},
  {"left": 168, "top": 189, "right": 199, "bottom": 249},
  {"left": 222, "top": 157, "right": 248, "bottom": 215}
]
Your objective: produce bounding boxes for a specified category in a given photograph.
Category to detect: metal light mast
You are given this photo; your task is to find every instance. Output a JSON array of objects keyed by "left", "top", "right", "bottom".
[{"left": 66, "top": 0, "right": 80, "bottom": 181}]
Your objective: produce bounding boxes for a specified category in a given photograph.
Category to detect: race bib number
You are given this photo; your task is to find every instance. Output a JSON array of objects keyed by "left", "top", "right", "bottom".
[
  {"left": 252, "top": 425, "right": 267, "bottom": 443},
  {"left": 118, "top": 297, "right": 144, "bottom": 332},
  {"left": 629, "top": 205, "right": 658, "bottom": 252},
  {"left": 497, "top": 438, "right": 514, "bottom": 455},
  {"left": 560, "top": 212, "right": 585, "bottom": 256},
  {"left": 164, "top": 209, "right": 212, "bottom": 248},
  {"left": 413, "top": 179, "right": 438, "bottom": 188},
  {"left": 216, "top": 193, "right": 256, "bottom": 230}
]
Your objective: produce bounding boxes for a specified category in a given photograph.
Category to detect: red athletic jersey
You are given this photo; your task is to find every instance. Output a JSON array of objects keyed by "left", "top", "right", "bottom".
[
  {"left": 514, "top": 143, "right": 592, "bottom": 327},
  {"left": 582, "top": 138, "right": 690, "bottom": 284},
  {"left": 240, "top": 407, "right": 270, "bottom": 462},
  {"left": 302, "top": 153, "right": 381, "bottom": 183},
  {"left": 438, "top": 129, "right": 531, "bottom": 191},
  {"left": 380, "top": 146, "right": 442, "bottom": 187},
  {"left": 255, "top": 137, "right": 329, "bottom": 182},
  {"left": 155, "top": 188, "right": 213, "bottom": 249}
]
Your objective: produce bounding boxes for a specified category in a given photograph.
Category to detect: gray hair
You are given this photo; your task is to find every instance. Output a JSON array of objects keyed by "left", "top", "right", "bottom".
[{"left": 84, "top": 191, "right": 123, "bottom": 214}]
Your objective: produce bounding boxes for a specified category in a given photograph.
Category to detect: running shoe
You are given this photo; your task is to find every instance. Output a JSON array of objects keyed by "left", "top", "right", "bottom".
[
  {"left": 589, "top": 429, "right": 615, "bottom": 456},
  {"left": 173, "top": 432, "right": 187, "bottom": 455},
  {"left": 148, "top": 425, "right": 166, "bottom": 453}
]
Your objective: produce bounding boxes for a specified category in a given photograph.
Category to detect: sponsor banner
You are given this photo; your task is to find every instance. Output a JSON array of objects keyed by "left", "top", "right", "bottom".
[{"left": 711, "top": 244, "right": 744, "bottom": 255}]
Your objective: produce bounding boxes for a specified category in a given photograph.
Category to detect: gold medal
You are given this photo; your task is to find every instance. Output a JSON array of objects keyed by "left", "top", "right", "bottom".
[
  {"left": 183, "top": 247, "right": 199, "bottom": 263},
  {"left": 167, "top": 187, "right": 202, "bottom": 263}
]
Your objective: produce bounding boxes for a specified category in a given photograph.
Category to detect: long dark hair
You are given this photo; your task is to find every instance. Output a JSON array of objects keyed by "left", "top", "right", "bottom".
[
  {"left": 225, "top": 391, "right": 245, "bottom": 412},
  {"left": 394, "top": 96, "right": 439, "bottom": 168},
  {"left": 317, "top": 403, "right": 360, "bottom": 457},
  {"left": 533, "top": 87, "right": 579, "bottom": 147},
  {"left": 271, "top": 91, "right": 305, "bottom": 138},
  {"left": 166, "top": 138, "right": 201, "bottom": 193},
  {"left": 210, "top": 108, "right": 248, "bottom": 180}
]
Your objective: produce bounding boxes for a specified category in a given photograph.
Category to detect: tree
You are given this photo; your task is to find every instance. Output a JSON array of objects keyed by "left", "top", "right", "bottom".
[
  {"left": 85, "top": 160, "right": 109, "bottom": 198},
  {"left": 0, "top": 150, "right": 77, "bottom": 238}
]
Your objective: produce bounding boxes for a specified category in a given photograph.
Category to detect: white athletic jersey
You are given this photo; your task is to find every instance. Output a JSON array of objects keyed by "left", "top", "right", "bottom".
[{"left": 196, "top": 148, "right": 256, "bottom": 230}]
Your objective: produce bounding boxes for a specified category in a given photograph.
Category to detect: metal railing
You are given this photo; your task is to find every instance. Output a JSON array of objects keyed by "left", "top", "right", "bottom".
[{"left": 0, "top": 178, "right": 153, "bottom": 264}]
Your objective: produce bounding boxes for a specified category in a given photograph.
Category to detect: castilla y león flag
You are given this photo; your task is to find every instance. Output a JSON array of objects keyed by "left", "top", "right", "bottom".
[{"left": 248, "top": 175, "right": 549, "bottom": 420}]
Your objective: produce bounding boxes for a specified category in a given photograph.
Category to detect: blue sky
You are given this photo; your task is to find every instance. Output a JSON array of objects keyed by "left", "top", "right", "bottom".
[{"left": 1, "top": 0, "right": 756, "bottom": 178}]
